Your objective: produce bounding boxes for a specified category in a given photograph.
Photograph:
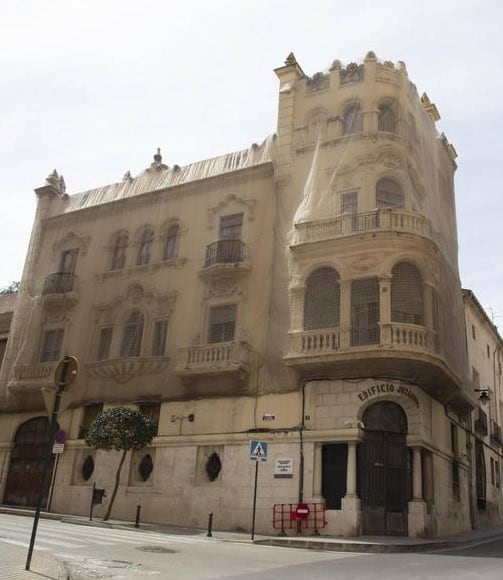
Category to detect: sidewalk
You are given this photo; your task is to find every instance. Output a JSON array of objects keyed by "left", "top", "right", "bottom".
[{"left": 0, "top": 542, "right": 64, "bottom": 580}]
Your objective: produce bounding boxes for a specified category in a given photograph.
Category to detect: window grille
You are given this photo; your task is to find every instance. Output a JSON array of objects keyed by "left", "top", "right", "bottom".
[
  {"left": 136, "top": 228, "right": 154, "bottom": 266},
  {"left": 351, "top": 278, "right": 380, "bottom": 346},
  {"left": 208, "top": 304, "right": 236, "bottom": 343},
  {"left": 152, "top": 320, "right": 168, "bottom": 356},
  {"left": 304, "top": 267, "right": 340, "bottom": 330},
  {"left": 163, "top": 225, "right": 179, "bottom": 260},
  {"left": 97, "top": 327, "right": 113, "bottom": 360},
  {"left": 378, "top": 104, "right": 396, "bottom": 133},
  {"left": 40, "top": 329, "right": 64, "bottom": 362},
  {"left": 139, "top": 402, "right": 160, "bottom": 433},
  {"left": 376, "top": 178, "right": 404, "bottom": 209},
  {"left": 111, "top": 234, "right": 128, "bottom": 270},
  {"left": 342, "top": 103, "right": 363, "bottom": 135},
  {"left": 219, "top": 213, "right": 243, "bottom": 240},
  {"left": 120, "top": 310, "right": 144, "bottom": 357},
  {"left": 391, "top": 262, "right": 423, "bottom": 325},
  {"left": 340, "top": 191, "right": 358, "bottom": 214},
  {"left": 79, "top": 404, "right": 103, "bottom": 439}
]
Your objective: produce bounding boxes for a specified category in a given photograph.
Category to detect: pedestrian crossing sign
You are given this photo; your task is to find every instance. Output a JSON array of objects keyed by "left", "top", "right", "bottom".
[{"left": 249, "top": 440, "right": 268, "bottom": 462}]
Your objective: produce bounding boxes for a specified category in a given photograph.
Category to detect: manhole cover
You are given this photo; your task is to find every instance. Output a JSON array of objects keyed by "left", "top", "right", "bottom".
[{"left": 137, "top": 545, "right": 177, "bottom": 553}]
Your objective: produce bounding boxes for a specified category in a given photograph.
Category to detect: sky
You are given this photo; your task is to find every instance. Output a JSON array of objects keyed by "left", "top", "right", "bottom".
[{"left": 1, "top": 0, "right": 502, "bottom": 326}]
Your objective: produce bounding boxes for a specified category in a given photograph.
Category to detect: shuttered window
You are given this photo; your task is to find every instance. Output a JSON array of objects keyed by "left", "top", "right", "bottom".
[
  {"left": 97, "top": 327, "right": 113, "bottom": 360},
  {"left": 40, "top": 329, "right": 64, "bottom": 362},
  {"left": 120, "top": 311, "right": 144, "bottom": 357},
  {"left": 208, "top": 305, "right": 236, "bottom": 343},
  {"left": 152, "top": 320, "right": 168, "bottom": 356}
]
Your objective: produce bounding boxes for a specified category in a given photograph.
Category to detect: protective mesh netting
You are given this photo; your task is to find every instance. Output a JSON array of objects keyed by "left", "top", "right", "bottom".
[{"left": 0, "top": 54, "right": 469, "bottom": 407}]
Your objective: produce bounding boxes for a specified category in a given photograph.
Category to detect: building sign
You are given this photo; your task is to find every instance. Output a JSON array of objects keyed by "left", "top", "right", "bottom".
[
  {"left": 52, "top": 443, "right": 65, "bottom": 454},
  {"left": 357, "top": 382, "right": 419, "bottom": 407},
  {"left": 274, "top": 457, "right": 293, "bottom": 478}
]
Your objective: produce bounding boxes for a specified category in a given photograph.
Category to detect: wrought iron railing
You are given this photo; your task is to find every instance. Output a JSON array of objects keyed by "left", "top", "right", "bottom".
[
  {"left": 43, "top": 272, "right": 76, "bottom": 294},
  {"left": 204, "top": 240, "right": 245, "bottom": 267}
]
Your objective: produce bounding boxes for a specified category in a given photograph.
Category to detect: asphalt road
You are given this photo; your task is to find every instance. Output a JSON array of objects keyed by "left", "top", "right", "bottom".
[{"left": 0, "top": 513, "right": 502, "bottom": 579}]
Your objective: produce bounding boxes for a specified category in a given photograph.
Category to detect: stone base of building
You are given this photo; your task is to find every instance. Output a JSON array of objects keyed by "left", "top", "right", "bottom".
[{"left": 408, "top": 499, "right": 428, "bottom": 538}]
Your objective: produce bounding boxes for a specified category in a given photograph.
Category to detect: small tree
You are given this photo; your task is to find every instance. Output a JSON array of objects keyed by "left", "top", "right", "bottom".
[
  {"left": 85, "top": 406, "right": 157, "bottom": 521},
  {"left": 0, "top": 281, "right": 20, "bottom": 295}
]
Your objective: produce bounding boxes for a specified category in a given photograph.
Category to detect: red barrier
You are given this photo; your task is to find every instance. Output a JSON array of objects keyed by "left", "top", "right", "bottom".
[{"left": 272, "top": 502, "right": 327, "bottom": 535}]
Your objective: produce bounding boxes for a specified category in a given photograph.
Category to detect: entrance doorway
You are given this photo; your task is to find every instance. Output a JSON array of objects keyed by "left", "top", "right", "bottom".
[
  {"left": 3, "top": 417, "right": 55, "bottom": 507},
  {"left": 358, "top": 401, "right": 410, "bottom": 535}
]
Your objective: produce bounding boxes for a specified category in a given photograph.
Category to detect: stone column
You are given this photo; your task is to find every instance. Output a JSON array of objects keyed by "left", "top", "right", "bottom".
[
  {"left": 412, "top": 446, "right": 423, "bottom": 500},
  {"left": 337, "top": 441, "right": 361, "bottom": 536},
  {"left": 346, "top": 441, "right": 358, "bottom": 496},
  {"left": 408, "top": 446, "right": 428, "bottom": 537},
  {"left": 379, "top": 276, "right": 392, "bottom": 346}
]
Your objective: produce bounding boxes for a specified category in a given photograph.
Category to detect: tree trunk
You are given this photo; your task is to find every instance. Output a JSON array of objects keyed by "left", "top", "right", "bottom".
[{"left": 103, "top": 448, "right": 127, "bottom": 521}]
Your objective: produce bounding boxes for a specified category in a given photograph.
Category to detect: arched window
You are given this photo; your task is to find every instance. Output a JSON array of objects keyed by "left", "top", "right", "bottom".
[
  {"left": 376, "top": 178, "right": 404, "bottom": 209},
  {"left": 120, "top": 310, "right": 144, "bottom": 357},
  {"left": 136, "top": 228, "right": 154, "bottom": 266},
  {"left": 378, "top": 103, "right": 396, "bottom": 133},
  {"left": 341, "top": 103, "right": 363, "bottom": 136},
  {"left": 163, "top": 224, "right": 180, "bottom": 260},
  {"left": 111, "top": 233, "right": 128, "bottom": 270},
  {"left": 304, "top": 267, "right": 340, "bottom": 330},
  {"left": 391, "top": 262, "right": 423, "bottom": 325}
]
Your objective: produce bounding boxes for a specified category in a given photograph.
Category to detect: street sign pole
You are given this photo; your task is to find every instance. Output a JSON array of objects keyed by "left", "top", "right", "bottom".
[
  {"left": 249, "top": 440, "right": 267, "bottom": 541},
  {"left": 25, "top": 355, "right": 77, "bottom": 571},
  {"left": 251, "top": 460, "right": 259, "bottom": 541}
]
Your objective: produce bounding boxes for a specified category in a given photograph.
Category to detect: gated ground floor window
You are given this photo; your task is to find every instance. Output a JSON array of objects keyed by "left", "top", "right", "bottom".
[{"left": 321, "top": 443, "right": 347, "bottom": 509}]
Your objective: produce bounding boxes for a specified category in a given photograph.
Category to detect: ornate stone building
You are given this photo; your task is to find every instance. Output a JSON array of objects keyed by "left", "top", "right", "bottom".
[{"left": 0, "top": 52, "right": 501, "bottom": 537}]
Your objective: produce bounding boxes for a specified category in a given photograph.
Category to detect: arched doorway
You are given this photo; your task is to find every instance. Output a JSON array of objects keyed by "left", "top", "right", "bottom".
[
  {"left": 3, "top": 417, "right": 55, "bottom": 507},
  {"left": 358, "top": 401, "right": 410, "bottom": 535}
]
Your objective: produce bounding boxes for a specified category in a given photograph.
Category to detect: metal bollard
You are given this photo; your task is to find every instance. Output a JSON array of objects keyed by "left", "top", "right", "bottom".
[
  {"left": 135, "top": 505, "right": 141, "bottom": 528},
  {"left": 207, "top": 512, "right": 213, "bottom": 537}
]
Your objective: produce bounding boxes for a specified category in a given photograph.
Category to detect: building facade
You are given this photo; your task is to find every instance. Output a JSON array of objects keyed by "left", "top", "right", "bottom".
[{"left": 0, "top": 52, "right": 501, "bottom": 538}]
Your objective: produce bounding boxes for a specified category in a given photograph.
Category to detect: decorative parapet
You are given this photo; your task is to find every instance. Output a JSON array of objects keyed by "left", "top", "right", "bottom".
[
  {"left": 339, "top": 63, "right": 364, "bottom": 85},
  {"left": 376, "top": 61, "right": 400, "bottom": 85},
  {"left": 306, "top": 72, "right": 330, "bottom": 94},
  {"left": 290, "top": 209, "right": 431, "bottom": 246},
  {"left": 9, "top": 362, "right": 58, "bottom": 390},
  {"left": 86, "top": 356, "right": 170, "bottom": 384},
  {"left": 175, "top": 341, "right": 250, "bottom": 380}
]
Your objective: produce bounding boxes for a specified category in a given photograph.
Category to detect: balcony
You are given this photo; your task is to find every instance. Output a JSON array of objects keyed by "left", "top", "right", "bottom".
[
  {"left": 200, "top": 240, "right": 250, "bottom": 279},
  {"left": 41, "top": 272, "right": 78, "bottom": 310},
  {"left": 86, "top": 356, "right": 170, "bottom": 384},
  {"left": 284, "top": 322, "right": 470, "bottom": 410},
  {"left": 175, "top": 341, "right": 250, "bottom": 385},
  {"left": 8, "top": 362, "right": 59, "bottom": 391},
  {"left": 290, "top": 209, "right": 430, "bottom": 247}
]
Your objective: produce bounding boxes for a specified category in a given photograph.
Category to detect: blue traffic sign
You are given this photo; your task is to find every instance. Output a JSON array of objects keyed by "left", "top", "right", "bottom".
[{"left": 249, "top": 440, "right": 268, "bottom": 462}]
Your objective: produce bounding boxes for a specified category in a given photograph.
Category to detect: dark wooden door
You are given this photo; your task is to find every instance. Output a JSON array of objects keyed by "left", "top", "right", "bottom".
[{"left": 3, "top": 418, "right": 54, "bottom": 507}]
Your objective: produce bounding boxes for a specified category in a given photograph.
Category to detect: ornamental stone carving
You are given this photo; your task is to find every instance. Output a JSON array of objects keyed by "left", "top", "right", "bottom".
[
  {"left": 86, "top": 356, "right": 170, "bottom": 384},
  {"left": 207, "top": 194, "right": 256, "bottom": 228}
]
